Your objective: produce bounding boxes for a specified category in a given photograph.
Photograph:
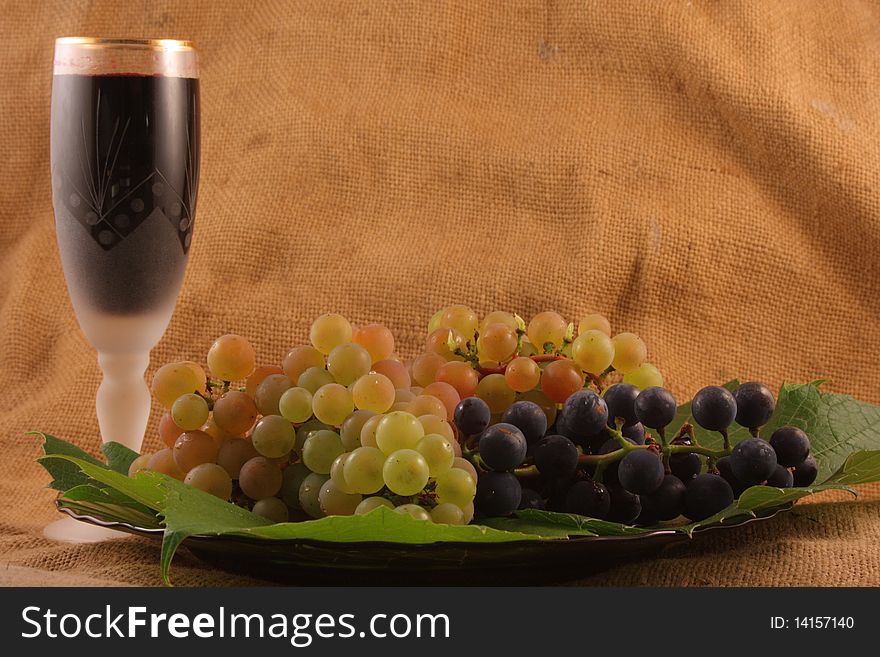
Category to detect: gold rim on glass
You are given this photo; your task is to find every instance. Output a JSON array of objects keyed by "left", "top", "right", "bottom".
[{"left": 55, "top": 37, "right": 195, "bottom": 51}]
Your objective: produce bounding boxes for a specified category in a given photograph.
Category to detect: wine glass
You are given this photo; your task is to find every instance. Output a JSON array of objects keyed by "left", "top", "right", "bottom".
[{"left": 47, "top": 37, "right": 200, "bottom": 542}]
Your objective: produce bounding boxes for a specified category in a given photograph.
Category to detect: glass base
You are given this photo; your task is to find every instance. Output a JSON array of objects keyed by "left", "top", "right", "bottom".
[{"left": 43, "top": 516, "right": 130, "bottom": 543}]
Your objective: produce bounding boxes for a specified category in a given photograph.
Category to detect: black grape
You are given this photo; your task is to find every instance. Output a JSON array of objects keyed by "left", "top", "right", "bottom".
[
  {"left": 621, "top": 422, "right": 647, "bottom": 445},
  {"left": 596, "top": 437, "right": 635, "bottom": 484},
  {"left": 640, "top": 474, "right": 686, "bottom": 522},
  {"left": 501, "top": 400, "right": 548, "bottom": 444},
  {"left": 518, "top": 487, "right": 546, "bottom": 510},
  {"left": 475, "top": 471, "right": 522, "bottom": 517},
  {"left": 454, "top": 397, "right": 491, "bottom": 436},
  {"left": 603, "top": 383, "right": 640, "bottom": 426},
  {"left": 684, "top": 473, "right": 734, "bottom": 521},
  {"left": 729, "top": 437, "right": 777, "bottom": 485},
  {"left": 669, "top": 451, "right": 702, "bottom": 483},
  {"left": 733, "top": 382, "right": 776, "bottom": 429},
  {"left": 766, "top": 464, "right": 794, "bottom": 488},
  {"left": 558, "top": 390, "right": 609, "bottom": 440},
  {"left": 769, "top": 426, "right": 811, "bottom": 467},
  {"left": 691, "top": 385, "right": 737, "bottom": 432},
  {"left": 792, "top": 455, "right": 818, "bottom": 487},
  {"left": 618, "top": 449, "right": 664, "bottom": 494},
  {"left": 634, "top": 387, "right": 677, "bottom": 430},
  {"left": 716, "top": 456, "right": 748, "bottom": 497},
  {"left": 564, "top": 479, "right": 611, "bottom": 519},
  {"left": 606, "top": 484, "right": 641, "bottom": 524},
  {"left": 478, "top": 423, "right": 528, "bottom": 471},
  {"left": 533, "top": 434, "right": 579, "bottom": 479}
]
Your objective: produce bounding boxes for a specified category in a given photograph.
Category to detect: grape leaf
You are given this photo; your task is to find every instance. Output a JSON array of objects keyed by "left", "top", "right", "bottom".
[
  {"left": 33, "top": 431, "right": 105, "bottom": 491},
  {"left": 41, "top": 453, "right": 546, "bottom": 585},
  {"left": 483, "top": 510, "right": 651, "bottom": 537},
  {"left": 101, "top": 442, "right": 140, "bottom": 475}
]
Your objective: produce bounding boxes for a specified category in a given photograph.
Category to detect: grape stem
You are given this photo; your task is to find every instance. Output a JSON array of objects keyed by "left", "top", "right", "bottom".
[
  {"left": 575, "top": 425, "right": 732, "bottom": 469},
  {"left": 476, "top": 354, "right": 567, "bottom": 376}
]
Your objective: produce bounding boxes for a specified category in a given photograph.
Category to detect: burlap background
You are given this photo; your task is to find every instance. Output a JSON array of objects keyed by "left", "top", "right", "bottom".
[{"left": 1, "top": 0, "right": 878, "bottom": 586}]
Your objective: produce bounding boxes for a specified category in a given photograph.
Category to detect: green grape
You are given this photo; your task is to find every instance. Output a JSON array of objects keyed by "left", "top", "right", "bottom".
[
  {"left": 251, "top": 415, "right": 296, "bottom": 458},
  {"left": 254, "top": 373, "right": 293, "bottom": 416},
  {"left": 475, "top": 373, "right": 516, "bottom": 414},
  {"left": 571, "top": 329, "right": 614, "bottom": 374},
  {"left": 375, "top": 411, "right": 424, "bottom": 455},
  {"left": 206, "top": 334, "right": 256, "bottom": 381},
  {"left": 438, "top": 305, "right": 478, "bottom": 340},
  {"left": 372, "top": 359, "right": 411, "bottom": 389},
  {"left": 158, "top": 410, "right": 186, "bottom": 448},
  {"left": 252, "top": 497, "right": 289, "bottom": 523},
  {"left": 312, "top": 383, "right": 355, "bottom": 426},
  {"left": 578, "top": 313, "right": 612, "bottom": 336},
  {"left": 298, "top": 472, "right": 329, "bottom": 518},
  {"left": 180, "top": 361, "right": 208, "bottom": 394},
  {"left": 327, "top": 342, "right": 373, "bottom": 385},
  {"left": 302, "top": 429, "right": 344, "bottom": 474},
  {"left": 426, "top": 308, "right": 444, "bottom": 334},
  {"left": 518, "top": 388, "right": 557, "bottom": 426},
  {"left": 295, "top": 418, "right": 333, "bottom": 452},
  {"left": 406, "top": 394, "right": 447, "bottom": 419},
  {"left": 151, "top": 362, "right": 201, "bottom": 409},
  {"left": 540, "top": 359, "right": 584, "bottom": 404},
  {"left": 477, "top": 323, "right": 518, "bottom": 362},
  {"left": 184, "top": 462, "right": 233, "bottom": 500},
  {"left": 245, "top": 365, "right": 283, "bottom": 398},
  {"left": 297, "top": 366, "right": 335, "bottom": 394},
  {"left": 343, "top": 446, "right": 386, "bottom": 494},
  {"left": 278, "top": 386, "right": 314, "bottom": 424},
  {"left": 415, "top": 433, "right": 455, "bottom": 476},
  {"left": 282, "top": 345, "right": 326, "bottom": 381},
  {"left": 330, "top": 452, "right": 355, "bottom": 493},
  {"left": 352, "top": 323, "right": 395, "bottom": 363},
  {"left": 172, "top": 430, "right": 218, "bottom": 473},
  {"left": 435, "top": 468, "right": 477, "bottom": 507},
  {"left": 504, "top": 356, "right": 541, "bottom": 393},
  {"left": 355, "top": 496, "right": 394, "bottom": 515},
  {"left": 351, "top": 372, "right": 396, "bottom": 413},
  {"left": 309, "top": 313, "right": 353, "bottom": 355},
  {"left": 452, "top": 457, "right": 478, "bottom": 483},
  {"left": 127, "top": 453, "right": 151, "bottom": 477},
  {"left": 417, "top": 414, "right": 455, "bottom": 444},
  {"left": 279, "top": 462, "right": 311, "bottom": 509},
  {"left": 239, "top": 456, "right": 283, "bottom": 499},
  {"left": 461, "top": 501, "right": 475, "bottom": 524},
  {"left": 359, "top": 413, "right": 384, "bottom": 448},
  {"left": 340, "top": 409, "right": 375, "bottom": 450},
  {"left": 318, "top": 480, "right": 362, "bottom": 515},
  {"left": 623, "top": 362, "right": 664, "bottom": 389},
  {"left": 411, "top": 351, "right": 446, "bottom": 387},
  {"left": 430, "top": 502, "right": 465, "bottom": 525},
  {"left": 382, "top": 449, "right": 430, "bottom": 496},
  {"left": 213, "top": 390, "right": 259, "bottom": 435},
  {"left": 395, "top": 388, "right": 416, "bottom": 404},
  {"left": 215, "top": 438, "right": 258, "bottom": 479},
  {"left": 393, "top": 504, "right": 432, "bottom": 521},
  {"left": 479, "top": 311, "right": 518, "bottom": 333},
  {"left": 611, "top": 332, "right": 647, "bottom": 374},
  {"left": 146, "top": 448, "right": 185, "bottom": 480},
  {"left": 527, "top": 311, "right": 567, "bottom": 352}
]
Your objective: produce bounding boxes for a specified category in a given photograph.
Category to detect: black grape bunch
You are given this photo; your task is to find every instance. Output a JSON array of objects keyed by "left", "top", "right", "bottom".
[{"left": 454, "top": 380, "right": 817, "bottom": 525}]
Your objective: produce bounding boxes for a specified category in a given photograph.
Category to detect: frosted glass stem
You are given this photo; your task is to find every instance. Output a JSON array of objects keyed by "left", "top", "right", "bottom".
[{"left": 96, "top": 351, "right": 151, "bottom": 453}]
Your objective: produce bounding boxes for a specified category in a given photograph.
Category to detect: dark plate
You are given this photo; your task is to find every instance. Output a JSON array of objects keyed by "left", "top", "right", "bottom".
[{"left": 57, "top": 503, "right": 793, "bottom": 585}]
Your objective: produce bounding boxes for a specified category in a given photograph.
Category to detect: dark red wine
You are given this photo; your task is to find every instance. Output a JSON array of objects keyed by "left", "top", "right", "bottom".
[{"left": 51, "top": 74, "right": 200, "bottom": 314}]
